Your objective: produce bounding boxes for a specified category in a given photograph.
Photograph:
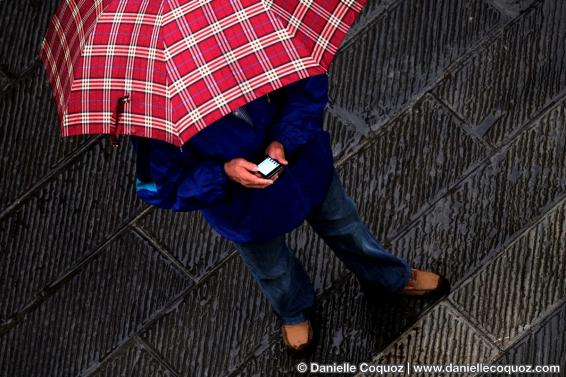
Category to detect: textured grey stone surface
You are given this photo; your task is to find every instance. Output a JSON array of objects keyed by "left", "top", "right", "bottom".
[
  {"left": 337, "top": 95, "right": 490, "bottom": 241},
  {"left": 0, "top": 69, "right": 11, "bottom": 93},
  {"left": 137, "top": 228, "right": 359, "bottom": 377},
  {"left": 0, "top": 0, "right": 60, "bottom": 75},
  {"left": 139, "top": 255, "right": 277, "bottom": 377},
  {"left": 450, "top": 197, "right": 566, "bottom": 348},
  {"left": 487, "top": 0, "right": 539, "bottom": 17},
  {"left": 0, "top": 230, "right": 190, "bottom": 377},
  {"left": 355, "top": 302, "right": 499, "bottom": 377},
  {"left": 136, "top": 208, "right": 235, "bottom": 280},
  {"left": 0, "top": 64, "right": 92, "bottom": 211},
  {"left": 388, "top": 96, "right": 566, "bottom": 285},
  {"left": 329, "top": 0, "right": 501, "bottom": 131},
  {"left": 435, "top": 0, "right": 566, "bottom": 147},
  {"left": 340, "top": 0, "right": 397, "bottom": 48},
  {"left": 89, "top": 339, "right": 177, "bottom": 377},
  {"left": 1, "top": 0, "right": 565, "bottom": 375},
  {"left": 0, "top": 138, "right": 147, "bottom": 325},
  {"left": 485, "top": 302, "right": 566, "bottom": 376}
]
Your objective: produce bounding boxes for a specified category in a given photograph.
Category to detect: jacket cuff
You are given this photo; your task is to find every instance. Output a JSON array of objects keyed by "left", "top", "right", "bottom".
[
  {"left": 270, "top": 135, "right": 297, "bottom": 157},
  {"left": 210, "top": 161, "right": 230, "bottom": 187}
]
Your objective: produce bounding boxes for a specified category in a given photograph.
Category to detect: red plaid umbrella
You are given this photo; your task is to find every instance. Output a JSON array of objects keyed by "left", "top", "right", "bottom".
[{"left": 39, "top": 0, "right": 366, "bottom": 148}]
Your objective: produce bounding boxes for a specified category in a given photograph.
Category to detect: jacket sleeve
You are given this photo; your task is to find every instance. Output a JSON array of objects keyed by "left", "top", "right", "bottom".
[
  {"left": 130, "top": 136, "right": 230, "bottom": 211},
  {"left": 268, "top": 73, "right": 330, "bottom": 157}
]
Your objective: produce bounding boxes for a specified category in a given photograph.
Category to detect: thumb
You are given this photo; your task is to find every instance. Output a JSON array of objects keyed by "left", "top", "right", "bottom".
[
  {"left": 241, "top": 160, "right": 259, "bottom": 172},
  {"left": 276, "top": 151, "right": 288, "bottom": 165}
]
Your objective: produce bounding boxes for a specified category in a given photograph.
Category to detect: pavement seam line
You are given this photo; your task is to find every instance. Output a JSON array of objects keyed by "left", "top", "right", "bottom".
[
  {"left": 483, "top": 0, "right": 543, "bottom": 19},
  {"left": 388, "top": 89, "right": 566, "bottom": 245},
  {"left": 490, "top": 298, "right": 566, "bottom": 358},
  {"left": 131, "top": 224, "right": 199, "bottom": 283},
  {"left": 134, "top": 335, "right": 182, "bottom": 377},
  {"left": 329, "top": 0, "right": 512, "bottom": 162},
  {"left": 445, "top": 299, "right": 504, "bottom": 353},
  {"left": 354, "top": 300, "right": 502, "bottom": 375},
  {"left": 0, "top": 205, "right": 152, "bottom": 336},
  {"left": 331, "top": 0, "right": 553, "bottom": 173},
  {"left": 0, "top": 135, "right": 103, "bottom": 221},
  {"left": 450, "top": 192, "right": 566, "bottom": 291},
  {"left": 428, "top": 91, "right": 496, "bottom": 151},
  {"left": 78, "top": 336, "right": 139, "bottom": 377}
]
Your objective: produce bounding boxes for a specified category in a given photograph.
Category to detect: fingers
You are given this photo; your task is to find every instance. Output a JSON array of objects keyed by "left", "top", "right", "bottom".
[
  {"left": 270, "top": 149, "right": 288, "bottom": 165},
  {"left": 265, "top": 141, "right": 289, "bottom": 165},
  {"left": 270, "top": 152, "right": 288, "bottom": 165},
  {"left": 239, "top": 169, "right": 274, "bottom": 188},
  {"left": 253, "top": 168, "right": 282, "bottom": 182},
  {"left": 239, "top": 160, "right": 259, "bottom": 172},
  {"left": 227, "top": 157, "right": 284, "bottom": 188}
]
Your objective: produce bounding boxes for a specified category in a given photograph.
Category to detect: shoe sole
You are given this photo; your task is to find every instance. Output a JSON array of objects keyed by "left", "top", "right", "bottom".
[
  {"left": 397, "top": 275, "right": 451, "bottom": 297},
  {"left": 359, "top": 275, "right": 451, "bottom": 300}
]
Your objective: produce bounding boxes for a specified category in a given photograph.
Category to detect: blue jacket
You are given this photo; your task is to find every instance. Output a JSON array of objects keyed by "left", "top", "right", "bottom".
[{"left": 130, "top": 73, "right": 335, "bottom": 243}]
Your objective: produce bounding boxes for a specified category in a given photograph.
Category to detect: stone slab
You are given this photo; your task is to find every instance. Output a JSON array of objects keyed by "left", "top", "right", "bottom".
[
  {"left": 450, "top": 198, "right": 566, "bottom": 348},
  {"left": 0, "top": 230, "right": 190, "bottom": 377},
  {"left": 136, "top": 208, "right": 234, "bottom": 280},
  {"left": 486, "top": 0, "right": 540, "bottom": 17},
  {"left": 485, "top": 301, "right": 566, "bottom": 376},
  {"left": 389, "top": 97, "right": 566, "bottom": 285},
  {"left": 355, "top": 302, "right": 499, "bottom": 377},
  {"left": 0, "top": 64, "right": 92, "bottom": 211},
  {"left": 89, "top": 339, "right": 177, "bottom": 377},
  {"left": 337, "top": 95, "right": 489, "bottom": 241},
  {"left": 0, "top": 0, "right": 60, "bottom": 75},
  {"left": 0, "top": 138, "right": 147, "bottom": 325},
  {"left": 140, "top": 255, "right": 278, "bottom": 377},
  {"left": 435, "top": 0, "right": 566, "bottom": 147},
  {"left": 329, "top": 0, "right": 501, "bottom": 129}
]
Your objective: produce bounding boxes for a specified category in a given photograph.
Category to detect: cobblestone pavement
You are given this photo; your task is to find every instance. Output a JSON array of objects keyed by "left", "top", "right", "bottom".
[{"left": 1, "top": 1, "right": 565, "bottom": 376}]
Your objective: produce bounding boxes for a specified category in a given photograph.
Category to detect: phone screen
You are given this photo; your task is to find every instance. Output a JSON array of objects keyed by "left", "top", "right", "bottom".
[{"left": 257, "top": 156, "right": 281, "bottom": 176}]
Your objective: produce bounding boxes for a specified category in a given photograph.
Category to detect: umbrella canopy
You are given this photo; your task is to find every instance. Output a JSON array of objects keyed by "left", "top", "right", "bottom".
[{"left": 39, "top": 0, "right": 367, "bottom": 147}]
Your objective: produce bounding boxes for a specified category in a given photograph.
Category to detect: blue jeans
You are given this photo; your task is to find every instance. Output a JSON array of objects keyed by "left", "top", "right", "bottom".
[{"left": 233, "top": 172, "right": 412, "bottom": 325}]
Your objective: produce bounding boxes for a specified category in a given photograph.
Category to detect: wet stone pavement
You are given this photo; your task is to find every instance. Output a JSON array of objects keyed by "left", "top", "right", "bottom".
[{"left": 0, "top": 0, "right": 565, "bottom": 376}]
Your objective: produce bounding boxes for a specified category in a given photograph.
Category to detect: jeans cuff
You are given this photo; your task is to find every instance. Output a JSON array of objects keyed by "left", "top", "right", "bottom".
[
  {"left": 391, "top": 264, "right": 412, "bottom": 292},
  {"left": 280, "top": 312, "right": 309, "bottom": 325}
]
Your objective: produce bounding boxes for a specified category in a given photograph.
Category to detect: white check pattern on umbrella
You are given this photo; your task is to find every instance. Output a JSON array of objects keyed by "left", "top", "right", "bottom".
[{"left": 40, "top": 0, "right": 367, "bottom": 147}]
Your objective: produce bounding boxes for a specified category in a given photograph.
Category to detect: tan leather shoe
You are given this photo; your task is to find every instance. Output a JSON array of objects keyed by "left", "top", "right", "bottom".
[
  {"left": 397, "top": 268, "right": 448, "bottom": 296},
  {"left": 281, "top": 319, "right": 313, "bottom": 353}
]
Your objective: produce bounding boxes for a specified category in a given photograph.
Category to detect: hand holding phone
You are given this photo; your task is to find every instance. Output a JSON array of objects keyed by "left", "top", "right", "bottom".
[
  {"left": 224, "top": 158, "right": 275, "bottom": 188},
  {"left": 223, "top": 141, "right": 288, "bottom": 188},
  {"left": 257, "top": 155, "right": 285, "bottom": 179}
]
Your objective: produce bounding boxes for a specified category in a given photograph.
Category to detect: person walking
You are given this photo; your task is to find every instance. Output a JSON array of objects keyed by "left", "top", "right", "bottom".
[{"left": 130, "top": 72, "right": 448, "bottom": 355}]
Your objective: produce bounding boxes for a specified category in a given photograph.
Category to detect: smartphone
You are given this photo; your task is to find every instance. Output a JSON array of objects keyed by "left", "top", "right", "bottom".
[{"left": 257, "top": 155, "right": 285, "bottom": 179}]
